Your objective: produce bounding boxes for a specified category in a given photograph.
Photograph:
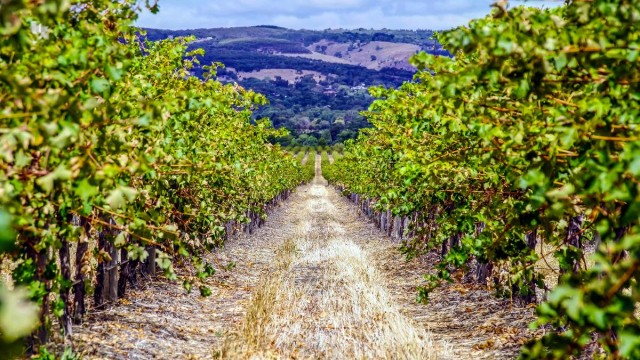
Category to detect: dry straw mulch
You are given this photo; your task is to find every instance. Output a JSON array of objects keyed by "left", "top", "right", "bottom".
[{"left": 64, "top": 161, "right": 534, "bottom": 359}]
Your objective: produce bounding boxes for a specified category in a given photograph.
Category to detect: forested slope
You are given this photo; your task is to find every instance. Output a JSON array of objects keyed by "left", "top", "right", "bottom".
[{"left": 143, "top": 26, "right": 450, "bottom": 147}]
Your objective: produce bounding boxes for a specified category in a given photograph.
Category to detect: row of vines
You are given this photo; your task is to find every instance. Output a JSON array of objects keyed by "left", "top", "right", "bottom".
[
  {"left": 0, "top": 0, "right": 311, "bottom": 356},
  {"left": 325, "top": 1, "right": 639, "bottom": 358}
]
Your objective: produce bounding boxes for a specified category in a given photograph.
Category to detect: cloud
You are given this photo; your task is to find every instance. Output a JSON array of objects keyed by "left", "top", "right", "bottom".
[{"left": 136, "top": 0, "right": 559, "bottom": 30}]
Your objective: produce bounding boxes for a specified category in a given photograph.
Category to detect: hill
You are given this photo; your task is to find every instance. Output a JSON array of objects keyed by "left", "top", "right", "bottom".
[{"left": 143, "top": 26, "right": 450, "bottom": 145}]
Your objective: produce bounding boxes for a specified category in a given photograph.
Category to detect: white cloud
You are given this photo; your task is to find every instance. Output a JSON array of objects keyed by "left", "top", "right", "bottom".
[{"left": 136, "top": 0, "right": 561, "bottom": 30}]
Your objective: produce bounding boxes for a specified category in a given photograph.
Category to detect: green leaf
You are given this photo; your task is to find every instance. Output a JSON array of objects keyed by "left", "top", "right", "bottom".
[
  {"left": 0, "top": 210, "right": 16, "bottom": 253},
  {"left": 53, "top": 165, "right": 72, "bottom": 181},
  {"left": 629, "top": 156, "right": 640, "bottom": 176},
  {"left": 36, "top": 173, "right": 56, "bottom": 193},
  {"left": 0, "top": 287, "right": 40, "bottom": 342},
  {"left": 126, "top": 245, "right": 148, "bottom": 262},
  {"left": 619, "top": 330, "right": 640, "bottom": 358},
  {"left": 74, "top": 179, "right": 99, "bottom": 201},
  {"left": 105, "top": 186, "right": 137, "bottom": 210},
  {"left": 554, "top": 53, "right": 568, "bottom": 71},
  {"left": 199, "top": 286, "right": 212, "bottom": 297},
  {"left": 90, "top": 77, "right": 110, "bottom": 95},
  {"left": 105, "top": 189, "right": 125, "bottom": 210},
  {"left": 106, "top": 63, "right": 124, "bottom": 81},
  {"left": 546, "top": 184, "right": 575, "bottom": 200},
  {"left": 14, "top": 150, "right": 32, "bottom": 169},
  {"left": 114, "top": 232, "right": 127, "bottom": 247}
]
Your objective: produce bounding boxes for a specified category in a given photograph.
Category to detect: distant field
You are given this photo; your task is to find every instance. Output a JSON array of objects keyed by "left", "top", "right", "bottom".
[
  {"left": 280, "top": 52, "right": 354, "bottom": 66},
  {"left": 306, "top": 40, "right": 419, "bottom": 71},
  {"left": 279, "top": 41, "right": 419, "bottom": 72},
  {"left": 237, "top": 69, "right": 331, "bottom": 84}
]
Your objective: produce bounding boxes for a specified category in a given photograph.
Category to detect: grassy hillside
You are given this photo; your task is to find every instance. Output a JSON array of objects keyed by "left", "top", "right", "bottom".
[
  {"left": 144, "top": 26, "right": 447, "bottom": 54},
  {"left": 143, "top": 26, "right": 449, "bottom": 145}
]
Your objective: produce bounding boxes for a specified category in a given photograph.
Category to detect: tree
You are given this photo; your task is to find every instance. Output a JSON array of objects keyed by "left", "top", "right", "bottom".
[
  {"left": 336, "top": 130, "right": 357, "bottom": 143},
  {"left": 319, "top": 129, "right": 333, "bottom": 145}
]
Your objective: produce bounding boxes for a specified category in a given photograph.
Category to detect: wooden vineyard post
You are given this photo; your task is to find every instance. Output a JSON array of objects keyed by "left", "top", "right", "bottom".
[
  {"left": 474, "top": 222, "right": 492, "bottom": 285},
  {"left": 117, "top": 248, "right": 130, "bottom": 298},
  {"left": 450, "top": 232, "right": 461, "bottom": 249},
  {"left": 73, "top": 219, "right": 89, "bottom": 324},
  {"left": 94, "top": 220, "right": 119, "bottom": 308},
  {"left": 513, "top": 229, "right": 538, "bottom": 305},
  {"left": 381, "top": 210, "right": 388, "bottom": 234},
  {"left": 59, "top": 239, "right": 73, "bottom": 340},
  {"left": 475, "top": 262, "right": 493, "bottom": 285},
  {"left": 400, "top": 215, "right": 407, "bottom": 239},
  {"left": 26, "top": 238, "right": 49, "bottom": 354},
  {"left": 224, "top": 221, "right": 233, "bottom": 241},
  {"left": 94, "top": 231, "right": 106, "bottom": 308},
  {"left": 252, "top": 210, "right": 259, "bottom": 233},
  {"left": 36, "top": 249, "right": 49, "bottom": 347},
  {"left": 144, "top": 245, "right": 157, "bottom": 277},
  {"left": 243, "top": 211, "right": 250, "bottom": 235},
  {"left": 253, "top": 210, "right": 258, "bottom": 233},
  {"left": 562, "top": 214, "right": 585, "bottom": 276},
  {"left": 441, "top": 233, "right": 461, "bottom": 256},
  {"left": 106, "top": 239, "right": 118, "bottom": 303},
  {"left": 393, "top": 216, "right": 402, "bottom": 241},
  {"left": 129, "top": 257, "right": 139, "bottom": 287}
]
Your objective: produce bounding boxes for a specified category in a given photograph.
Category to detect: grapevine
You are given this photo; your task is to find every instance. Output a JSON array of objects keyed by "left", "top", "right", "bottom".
[
  {"left": 326, "top": 1, "right": 640, "bottom": 358},
  {"left": 0, "top": 0, "right": 307, "bottom": 353}
]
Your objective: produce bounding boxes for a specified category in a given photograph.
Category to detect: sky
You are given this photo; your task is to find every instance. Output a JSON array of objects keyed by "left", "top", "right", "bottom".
[{"left": 136, "top": 1, "right": 560, "bottom": 31}]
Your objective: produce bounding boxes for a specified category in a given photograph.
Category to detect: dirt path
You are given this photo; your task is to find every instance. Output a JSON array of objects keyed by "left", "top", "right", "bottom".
[
  {"left": 70, "top": 156, "right": 532, "bottom": 359},
  {"left": 327, "top": 153, "right": 335, "bottom": 164},
  {"left": 220, "top": 155, "right": 447, "bottom": 358}
]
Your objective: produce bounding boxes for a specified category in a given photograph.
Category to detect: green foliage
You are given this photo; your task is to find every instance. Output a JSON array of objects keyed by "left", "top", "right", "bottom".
[
  {"left": 144, "top": 27, "right": 444, "bottom": 51},
  {"left": 144, "top": 27, "right": 440, "bottom": 145},
  {"left": 32, "top": 347, "right": 79, "bottom": 360},
  {"left": 0, "top": 0, "right": 308, "bottom": 354},
  {"left": 0, "top": 285, "right": 40, "bottom": 356},
  {"left": 327, "top": 1, "right": 640, "bottom": 358},
  {"left": 297, "top": 134, "right": 319, "bottom": 147},
  {"left": 302, "top": 149, "right": 316, "bottom": 179},
  {"left": 320, "top": 151, "right": 330, "bottom": 168}
]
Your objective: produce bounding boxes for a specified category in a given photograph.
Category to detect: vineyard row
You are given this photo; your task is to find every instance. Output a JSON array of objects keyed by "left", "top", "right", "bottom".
[
  {"left": 324, "top": 1, "right": 640, "bottom": 358},
  {"left": 0, "top": 1, "right": 311, "bottom": 356}
]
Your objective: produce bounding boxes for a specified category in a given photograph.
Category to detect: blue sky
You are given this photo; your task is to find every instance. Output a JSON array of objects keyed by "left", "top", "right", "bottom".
[{"left": 136, "top": 1, "right": 560, "bottom": 30}]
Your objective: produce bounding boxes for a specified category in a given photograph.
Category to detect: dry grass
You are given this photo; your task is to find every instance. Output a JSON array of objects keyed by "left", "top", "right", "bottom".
[
  {"left": 535, "top": 240, "right": 598, "bottom": 298},
  {"left": 237, "top": 69, "right": 328, "bottom": 84},
  {"left": 65, "top": 156, "right": 533, "bottom": 359},
  {"left": 1, "top": 259, "right": 16, "bottom": 289},
  {"left": 220, "top": 168, "right": 446, "bottom": 359},
  {"left": 280, "top": 52, "right": 354, "bottom": 66},
  {"left": 64, "top": 195, "right": 297, "bottom": 359},
  {"left": 303, "top": 40, "right": 420, "bottom": 71}
]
